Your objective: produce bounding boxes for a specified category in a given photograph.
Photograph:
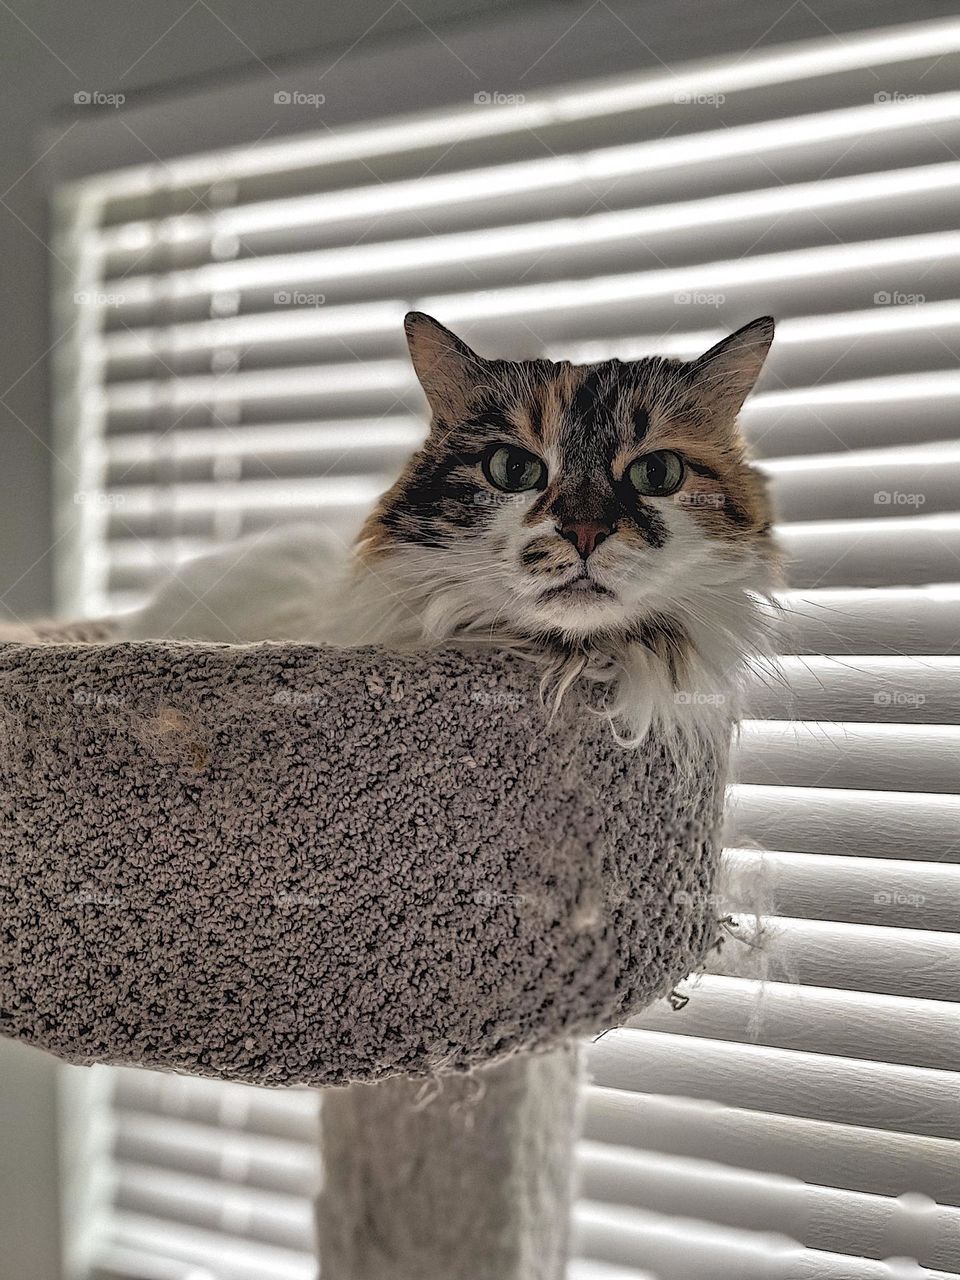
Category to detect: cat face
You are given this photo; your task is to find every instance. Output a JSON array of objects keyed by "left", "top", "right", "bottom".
[{"left": 360, "top": 312, "right": 778, "bottom": 650}]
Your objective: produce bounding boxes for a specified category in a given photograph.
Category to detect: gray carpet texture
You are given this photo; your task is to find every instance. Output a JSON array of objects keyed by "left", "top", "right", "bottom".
[{"left": 0, "top": 635, "right": 727, "bottom": 1087}]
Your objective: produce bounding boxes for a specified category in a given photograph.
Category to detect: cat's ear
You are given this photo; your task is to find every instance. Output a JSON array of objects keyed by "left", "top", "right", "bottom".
[
  {"left": 686, "top": 317, "right": 774, "bottom": 418},
  {"left": 404, "top": 312, "right": 483, "bottom": 421}
]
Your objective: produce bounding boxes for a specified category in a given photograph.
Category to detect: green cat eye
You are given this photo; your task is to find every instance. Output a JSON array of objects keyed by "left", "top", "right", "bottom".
[
  {"left": 482, "top": 444, "right": 546, "bottom": 493},
  {"left": 628, "top": 450, "right": 685, "bottom": 498}
]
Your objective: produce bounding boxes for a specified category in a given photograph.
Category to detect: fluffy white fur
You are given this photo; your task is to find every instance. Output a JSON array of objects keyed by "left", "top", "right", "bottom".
[{"left": 121, "top": 502, "right": 777, "bottom": 765}]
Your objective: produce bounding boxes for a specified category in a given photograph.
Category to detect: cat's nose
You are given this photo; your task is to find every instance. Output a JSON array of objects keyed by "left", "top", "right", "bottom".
[{"left": 559, "top": 520, "right": 614, "bottom": 559}]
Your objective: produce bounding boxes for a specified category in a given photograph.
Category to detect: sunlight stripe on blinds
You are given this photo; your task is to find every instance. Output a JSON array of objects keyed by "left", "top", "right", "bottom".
[
  {"left": 97, "top": 300, "right": 960, "bottom": 378},
  {"left": 91, "top": 163, "right": 960, "bottom": 306}
]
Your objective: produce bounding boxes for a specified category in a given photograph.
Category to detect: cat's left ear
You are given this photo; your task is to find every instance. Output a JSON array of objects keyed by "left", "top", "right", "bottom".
[
  {"left": 686, "top": 316, "right": 774, "bottom": 418},
  {"left": 404, "top": 311, "right": 483, "bottom": 422}
]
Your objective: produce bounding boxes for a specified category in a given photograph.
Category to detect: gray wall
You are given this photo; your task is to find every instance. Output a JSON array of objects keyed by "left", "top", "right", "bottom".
[{"left": 0, "top": 1042, "right": 64, "bottom": 1280}]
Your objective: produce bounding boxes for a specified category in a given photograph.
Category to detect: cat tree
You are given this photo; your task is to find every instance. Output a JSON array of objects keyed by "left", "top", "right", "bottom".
[{"left": 0, "top": 629, "right": 727, "bottom": 1280}]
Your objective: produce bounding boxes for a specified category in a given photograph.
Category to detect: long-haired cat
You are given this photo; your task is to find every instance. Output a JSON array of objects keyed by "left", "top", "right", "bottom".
[{"left": 125, "top": 313, "right": 780, "bottom": 755}]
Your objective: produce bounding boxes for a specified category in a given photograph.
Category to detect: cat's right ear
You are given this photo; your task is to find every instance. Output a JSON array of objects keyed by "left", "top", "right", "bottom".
[
  {"left": 685, "top": 317, "right": 775, "bottom": 420},
  {"left": 404, "top": 312, "right": 483, "bottom": 422}
]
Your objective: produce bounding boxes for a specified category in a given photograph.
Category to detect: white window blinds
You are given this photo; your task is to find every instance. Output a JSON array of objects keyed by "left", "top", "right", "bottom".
[
  {"left": 60, "top": 1067, "right": 321, "bottom": 1280},
  {"left": 53, "top": 16, "right": 960, "bottom": 1279}
]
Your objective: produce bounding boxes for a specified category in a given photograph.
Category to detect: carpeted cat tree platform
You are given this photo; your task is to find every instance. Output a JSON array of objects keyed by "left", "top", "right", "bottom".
[{"left": 0, "top": 630, "right": 728, "bottom": 1280}]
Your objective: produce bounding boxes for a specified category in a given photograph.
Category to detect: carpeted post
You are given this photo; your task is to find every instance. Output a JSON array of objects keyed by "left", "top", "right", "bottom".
[{"left": 317, "top": 1046, "right": 582, "bottom": 1280}]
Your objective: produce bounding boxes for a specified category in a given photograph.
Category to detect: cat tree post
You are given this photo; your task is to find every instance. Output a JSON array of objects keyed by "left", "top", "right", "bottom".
[{"left": 317, "top": 1047, "right": 581, "bottom": 1280}]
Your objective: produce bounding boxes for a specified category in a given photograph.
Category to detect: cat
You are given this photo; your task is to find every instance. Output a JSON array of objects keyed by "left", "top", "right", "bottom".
[{"left": 124, "top": 312, "right": 780, "bottom": 756}]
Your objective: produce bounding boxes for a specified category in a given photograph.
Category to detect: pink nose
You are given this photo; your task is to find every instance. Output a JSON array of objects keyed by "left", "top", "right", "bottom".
[{"left": 560, "top": 520, "right": 613, "bottom": 559}]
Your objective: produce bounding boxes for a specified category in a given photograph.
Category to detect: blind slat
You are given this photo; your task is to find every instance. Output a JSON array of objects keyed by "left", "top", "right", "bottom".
[
  {"left": 734, "top": 721, "right": 960, "bottom": 792},
  {"left": 719, "top": 847, "right": 960, "bottom": 932},
  {"left": 114, "top": 1113, "right": 320, "bottom": 1195},
  {"left": 776, "top": 516, "right": 960, "bottom": 588},
  {"left": 573, "top": 1201, "right": 957, "bottom": 1280},
  {"left": 98, "top": 301, "right": 960, "bottom": 380},
  {"left": 108, "top": 1212, "right": 316, "bottom": 1280},
  {"left": 106, "top": 418, "right": 425, "bottom": 469},
  {"left": 98, "top": 161, "right": 960, "bottom": 306},
  {"left": 709, "top": 916, "right": 960, "bottom": 1003},
  {"left": 583, "top": 1087, "right": 960, "bottom": 1204},
  {"left": 587, "top": 1030, "right": 960, "bottom": 1140},
  {"left": 631, "top": 976, "right": 960, "bottom": 1072},
  {"left": 114, "top": 1163, "right": 313, "bottom": 1251},
  {"left": 781, "top": 589, "right": 960, "bottom": 655},
  {"left": 90, "top": 89, "right": 960, "bottom": 260},
  {"left": 111, "top": 1070, "right": 319, "bottom": 1139},
  {"left": 767, "top": 448, "right": 960, "bottom": 522},
  {"left": 577, "top": 1143, "right": 960, "bottom": 1270},
  {"left": 747, "top": 655, "right": 960, "bottom": 723},
  {"left": 726, "top": 783, "right": 960, "bottom": 862}
]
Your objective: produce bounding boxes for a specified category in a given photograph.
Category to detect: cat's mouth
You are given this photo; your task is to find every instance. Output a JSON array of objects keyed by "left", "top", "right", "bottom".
[{"left": 539, "top": 575, "right": 614, "bottom": 602}]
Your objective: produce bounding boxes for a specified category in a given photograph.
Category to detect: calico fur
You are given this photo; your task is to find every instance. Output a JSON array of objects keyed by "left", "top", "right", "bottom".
[{"left": 350, "top": 313, "right": 781, "bottom": 760}]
